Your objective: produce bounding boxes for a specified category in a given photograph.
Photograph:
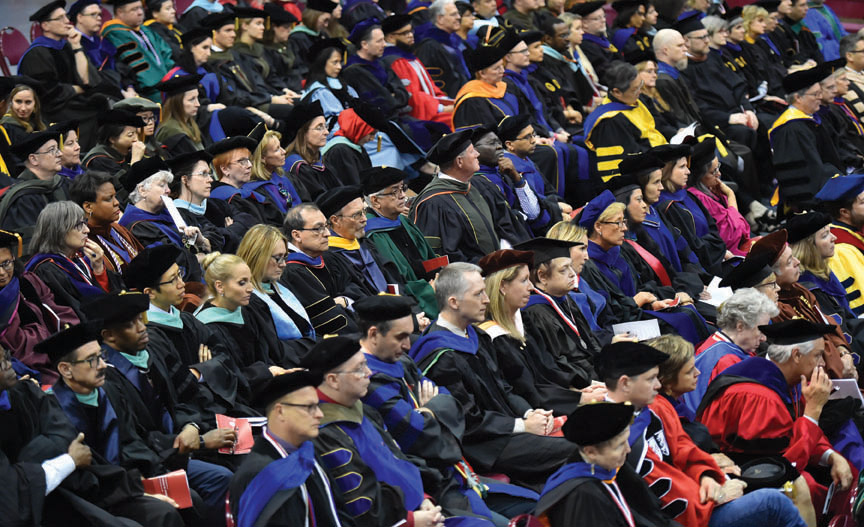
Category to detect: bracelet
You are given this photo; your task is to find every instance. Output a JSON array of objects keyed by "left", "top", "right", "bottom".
[{"left": 73, "top": 48, "right": 84, "bottom": 53}]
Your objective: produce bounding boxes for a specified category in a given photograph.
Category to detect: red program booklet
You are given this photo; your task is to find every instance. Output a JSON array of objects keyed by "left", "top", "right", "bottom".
[
  {"left": 215, "top": 414, "right": 254, "bottom": 455},
  {"left": 422, "top": 255, "right": 449, "bottom": 274},
  {"left": 142, "top": 470, "right": 193, "bottom": 509}
]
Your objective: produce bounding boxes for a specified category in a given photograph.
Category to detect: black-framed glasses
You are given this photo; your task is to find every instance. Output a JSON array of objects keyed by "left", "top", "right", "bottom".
[
  {"left": 46, "top": 13, "right": 70, "bottom": 22},
  {"left": 230, "top": 158, "right": 253, "bottom": 167},
  {"left": 508, "top": 48, "right": 530, "bottom": 55},
  {"left": 34, "top": 146, "right": 61, "bottom": 156},
  {"left": 72, "top": 219, "right": 88, "bottom": 232},
  {"left": 278, "top": 402, "right": 321, "bottom": 414},
  {"left": 337, "top": 208, "right": 368, "bottom": 221},
  {"left": 270, "top": 253, "right": 289, "bottom": 265},
  {"left": 599, "top": 220, "right": 628, "bottom": 228},
  {"left": 515, "top": 132, "right": 536, "bottom": 141},
  {"left": 158, "top": 272, "right": 183, "bottom": 287},
  {"left": 139, "top": 116, "right": 156, "bottom": 124},
  {"left": 69, "top": 352, "right": 106, "bottom": 369},
  {"left": 334, "top": 360, "right": 370, "bottom": 377},
  {"left": 296, "top": 224, "right": 329, "bottom": 235},
  {"left": 0, "top": 257, "right": 14, "bottom": 272},
  {"left": 376, "top": 184, "right": 408, "bottom": 198}
]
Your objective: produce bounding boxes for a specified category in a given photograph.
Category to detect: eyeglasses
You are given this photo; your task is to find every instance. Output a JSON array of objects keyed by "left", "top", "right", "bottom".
[
  {"left": 0, "top": 257, "right": 14, "bottom": 273},
  {"left": 139, "top": 116, "right": 156, "bottom": 124},
  {"left": 758, "top": 281, "right": 779, "bottom": 291},
  {"left": 34, "top": 146, "right": 61, "bottom": 156},
  {"left": 376, "top": 184, "right": 408, "bottom": 198},
  {"left": 158, "top": 272, "right": 183, "bottom": 287},
  {"left": 230, "top": 158, "right": 253, "bottom": 167},
  {"left": 515, "top": 132, "right": 536, "bottom": 141},
  {"left": 337, "top": 208, "right": 367, "bottom": 221},
  {"left": 190, "top": 170, "right": 212, "bottom": 179},
  {"left": 709, "top": 165, "right": 721, "bottom": 176},
  {"left": 688, "top": 34, "right": 710, "bottom": 41},
  {"left": 599, "top": 220, "right": 628, "bottom": 228},
  {"left": 69, "top": 352, "right": 106, "bottom": 369},
  {"left": 278, "top": 402, "right": 321, "bottom": 414},
  {"left": 296, "top": 224, "right": 329, "bottom": 235},
  {"left": 311, "top": 125, "right": 329, "bottom": 133},
  {"left": 72, "top": 219, "right": 89, "bottom": 232},
  {"left": 804, "top": 89, "right": 823, "bottom": 98},
  {"left": 334, "top": 360, "right": 370, "bottom": 377},
  {"left": 509, "top": 48, "right": 530, "bottom": 55},
  {"left": 270, "top": 253, "right": 289, "bottom": 264},
  {"left": 46, "top": 13, "right": 70, "bottom": 22},
  {"left": 850, "top": 49, "right": 864, "bottom": 54}
]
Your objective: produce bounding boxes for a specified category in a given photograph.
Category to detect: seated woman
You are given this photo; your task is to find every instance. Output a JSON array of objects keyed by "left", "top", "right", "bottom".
[
  {"left": 0, "top": 229, "right": 78, "bottom": 383},
  {"left": 1, "top": 84, "right": 46, "bottom": 149},
  {"left": 249, "top": 123, "right": 306, "bottom": 212},
  {"left": 609, "top": 0, "right": 652, "bottom": 60},
  {"left": 579, "top": 191, "right": 711, "bottom": 345},
  {"left": 282, "top": 101, "right": 342, "bottom": 200},
  {"left": 478, "top": 248, "right": 597, "bottom": 416},
  {"left": 114, "top": 97, "right": 162, "bottom": 159},
  {"left": 82, "top": 109, "right": 146, "bottom": 206},
  {"left": 739, "top": 5, "right": 787, "bottom": 101},
  {"left": 681, "top": 287, "right": 778, "bottom": 414},
  {"left": 261, "top": 4, "right": 303, "bottom": 93},
  {"left": 300, "top": 38, "right": 357, "bottom": 119},
  {"left": 656, "top": 142, "right": 729, "bottom": 275},
  {"left": 168, "top": 147, "right": 255, "bottom": 253},
  {"left": 288, "top": 0, "right": 335, "bottom": 66},
  {"left": 50, "top": 120, "right": 84, "bottom": 180},
  {"left": 69, "top": 171, "right": 144, "bottom": 274},
  {"left": 154, "top": 74, "right": 206, "bottom": 149},
  {"left": 685, "top": 137, "right": 751, "bottom": 256},
  {"left": 321, "top": 108, "right": 375, "bottom": 186},
  {"left": 512, "top": 238, "right": 603, "bottom": 389},
  {"left": 236, "top": 224, "right": 316, "bottom": 343},
  {"left": 208, "top": 135, "right": 285, "bottom": 226},
  {"left": 25, "top": 201, "right": 117, "bottom": 318},
  {"left": 118, "top": 157, "right": 207, "bottom": 283},
  {"left": 635, "top": 58, "right": 680, "bottom": 140},
  {"left": 196, "top": 252, "right": 299, "bottom": 390}
]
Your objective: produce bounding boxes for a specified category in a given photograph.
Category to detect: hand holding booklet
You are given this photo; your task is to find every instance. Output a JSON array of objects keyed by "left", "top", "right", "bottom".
[
  {"left": 612, "top": 319, "right": 661, "bottom": 341},
  {"left": 215, "top": 414, "right": 255, "bottom": 455},
  {"left": 142, "top": 469, "right": 194, "bottom": 508}
]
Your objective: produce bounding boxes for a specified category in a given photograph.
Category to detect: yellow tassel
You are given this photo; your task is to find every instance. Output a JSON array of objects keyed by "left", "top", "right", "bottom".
[
  {"left": 59, "top": 133, "right": 65, "bottom": 151},
  {"left": 0, "top": 228, "right": 22, "bottom": 257},
  {"left": 770, "top": 185, "right": 779, "bottom": 207},
  {"left": 377, "top": 134, "right": 382, "bottom": 152},
  {"left": 265, "top": 16, "right": 270, "bottom": 31}
]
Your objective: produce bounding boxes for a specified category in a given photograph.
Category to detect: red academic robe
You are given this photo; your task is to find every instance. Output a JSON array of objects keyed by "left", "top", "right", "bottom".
[
  {"left": 387, "top": 54, "right": 453, "bottom": 126},
  {"left": 634, "top": 395, "right": 725, "bottom": 527}
]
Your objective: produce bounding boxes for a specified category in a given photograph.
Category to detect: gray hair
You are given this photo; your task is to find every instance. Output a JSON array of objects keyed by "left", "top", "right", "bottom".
[
  {"left": 429, "top": 0, "right": 456, "bottom": 20},
  {"left": 785, "top": 85, "right": 814, "bottom": 105},
  {"left": 435, "top": 262, "right": 482, "bottom": 312},
  {"left": 129, "top": 170, "right": 174, "bottom": 205},
  {"left": 717, "top": 288, "right": 780, "bottom": 331},
  {"left": 29, "top": 201, "right": 85, "bottom": 255},
  {"left": 767, "top": 339, "right": 816, "bottom": 363},
  {"left": 701, "top": 15, "right": 725, "bottom": 35}
]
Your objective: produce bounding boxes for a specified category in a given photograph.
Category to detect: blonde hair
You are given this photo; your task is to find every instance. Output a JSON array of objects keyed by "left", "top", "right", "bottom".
[
  {"left": 635, "top": 60, "right": 670, "bottom": 111},
  {"left": 546, "top": 221, "right": 587, "bottom": 243},
  {"left": 212, "top": 148, "right": 252, "bottom": 181},
  {"left": 3, "top": 85, "right": 46, "bottom": 133},
  {"left": 237, "top": 224, "right": 287, "bottom": 291},
  {"left": 251, "top": 131, "right": 285, "bottom": 181},
  {"left": 201, "top": 252, "right": 247, "bottom": 298},
  {"left": 589, "top": 202, "right": 626, "bottom": 238},
  {"left": 484, "top": 263, "right": 529, "bottom": 343},
  {"left": 647, "top": 334, "right": 694, "bottom": 389},
  {"left": 791, "top": 233, "right": 832, "bottom": 281},
  {"left": 742, "top": 5, "right": 769, "bottom": 34}
]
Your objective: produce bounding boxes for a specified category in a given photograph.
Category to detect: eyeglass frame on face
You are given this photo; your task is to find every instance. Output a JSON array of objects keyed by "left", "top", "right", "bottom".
[
  {"left": 277, "top": 401, "right": 321, "bottom": 414},
  {"left": 0, "top": 257, "right": 15, "bottom": 273},
  {"left": 333, "top": 360, "right": 370, "bottom": 377},
  {"left": 376, "top": 184, "right": 408, "bottom": 198},
  {"left": 295, "top": 224, "right": 329, "bottom": 235},
  {"left": 336, "top": 208, "right": 368, "bottom": 221},
  {"left": 803, "top": 88, "right": 823, "bottom": 98},
  {"left": 757, "top": 280, "right": 779, "bottom": 291},
  {"left": 508, "top": 47, "right": 530, "bottom": 55},
  {"left": 230, "top": 157, "right": 253, "bottom": 167},
  {"left": 34, "top": 146, "right": 61, "bottom": 157},
  {"left": 599, "top": 219, "right": 628, "bottom": 228},
  {"left": 73, "top": 219, "right": 89, "bottom": 232},
  {"left": 514, "top": 131, "right": 536, "bottom": 142},
  {"left": 190, "top": 169, "right": 213, "bottom": 179},
  {"left": 139, "top": 116, "right": 157, "bottom": 124},
  {"left": 270, "top": 253, "right": 289, "bottom": 265},
  {"left": 79, "top": 9, "right": 102, "bottom": 17},
  {"left": 158, "top": 271, "right": 184, "bottom": 287},
  {"left": 68, "top": 351, "right": 107, "bottom": 369},
  {"left": 46, "top": 12, "right": 70, "bottom": 22},
  {"left": 688, "top": 33, "right": 710, "bottom": 41},
  {"left": 311, "top": 124, "right": 329, "bottom": 133}
]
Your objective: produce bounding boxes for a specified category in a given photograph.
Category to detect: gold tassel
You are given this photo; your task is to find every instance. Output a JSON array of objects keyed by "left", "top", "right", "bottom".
[
  {"left": 59, "top": 133, "right": 65, "bottom": 151},
  {"left": 377, "top": 134, "right": 382, "bottom": 153},
  {"left": 0, "top": 229, "right": 22, "bottom": 257}
]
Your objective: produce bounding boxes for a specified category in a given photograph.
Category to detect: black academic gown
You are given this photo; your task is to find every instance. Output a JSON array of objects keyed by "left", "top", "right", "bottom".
[
  {"left": 0, "top": 172, "right": 70, "bottom": 249},
  {"left": 321, "top": 142, "right": 372, "bottom": 186},
  {"left": 654, "top": 70, "right": 703, "bottom": 128},
  {"left": 740, "top": 37, "right": 787, "bottom": 97},
  {"left": 775, "top": 18, "right": 823, "bottom": 67},
  {"left": 279, "top": 254, "right": 360, "bottom": 335},
  {"left": 232, "top": 42, "right": 290, "bottom": 97},
  {"left": 770, "top": 113, "right": 841, "bottom": 208},
  {"left": 414, "top": 33, "right": 470, "bottom": 98},
  {"left": 341, "top": 58, "right": 411, "bottom": 115},
  {"left": 229, "top": 437, "right": 345, "bottom": 527},
  {"left": 580, "top": 37, "right": 621, "bottom": 77}
]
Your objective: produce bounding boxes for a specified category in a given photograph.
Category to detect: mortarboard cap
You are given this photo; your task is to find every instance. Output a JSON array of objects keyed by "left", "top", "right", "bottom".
[
  {"left": 786, "top": 211, "right": 832, "bottom": 245},
  {"left": 30, "top": 0, "right": 66, "bottom": 22},
  {"left": 651, "top": 143, "right": 691, "bottom": 164},
  {"left": 107, "top": 0, "right": 145, "bottom": 9},
  {"left": 0, "top": 229, "right": 23, "bottom": 257},
  {"left": 688, "top": 137, "right": 717, "bottom": 183},
  {"left": 748, "top": 229, "right": 788, "bottom": 266},
  {"left": 154, "top": 73, "right": 203, "bottom": 98},
  {"left": 181, "top": 26, "right": 214, "bottom": 47},
  {"left": 382, "top": 13, "right": 412, "bottom": 34},
  {"left": 814, "top": 174, "right": 864, "bottom": 204},
  {"left": 577, "top": 189, "right": 616, "bottom": 228},
  {"left": 122, "top": 155, "right": 169, "bottom": 193},
  {"left": 36, "top": 320, "right": 104, "bottom": 365},
  {"left": 569, "top": 0, "right": 604, "bottom": 16},
  {"left": 10, "top": 131, "right": 61, "bottom": 159},
  {"left": 300, "top": 335, "right": 364, "bottom": 374},
  {"left": 465, "top": 28, "right": 520, "bottom": 72},
  {"left": 470, "top": 124, "right": 497, "bottom": 145},
  {"left": 561, "top": 401, "right": 635, "bottom": 446},
  {"left": 349, "top": 18, "right": 382, "bottom": 46},
  {"left": 113, "top": 96, "right": 160, "bottom": 114},
  {"left": 478, "top": 249, "right": 534, "bottom": 276},
  {"left": 518, "top": 29, "right": 543, "bottom": 45},
  {"left": 232, "top": 6, "right": 268, "bottom": 19},
  {"left": 353, "top": 295, "right": 415, "bottom": 322},
  {"left": 201, "top": 11, "right": 236, "bottom": 30},
  {"left": 68, "top": 0, "right": 100, "bottom": 20},
  {"left": 623, "top": 47, "right": 655, "bottom": 65},
  {"left": 427, "top": 129, "right": 473, "bottom": 166},
  {"left": 596, "top": 341, "right": 670, "bottom": 380},
  {"left": 361, "top": 166, "right": 407, "bottom": 196},
  {"left": 252, "top": 370, "right": 324, "bottom": 410},
  {"left": 316, "top": 185, "right": 364, "bottom": 218},
  {"left": 612, "top": 0, "right": 648, "bottom": 12},
  {"left": 758, "top": 319, "right": 836, "bottom": 346},
  {"left": 512, "top": 238, "right": 580, "bottom": 265},
  {"left": 282, "top": 100, "right": 325, "bottom": 145},
  {"left": 783, "top": 65, "right": 829, "bottom": 94},
  {"left": 618, "top": 151, "right": 666, "bottom": 179},
  {"left": 165, "top": 149, "right": 213, "bottom": 172},
  {"left": 206, "top": 135, "right": 258, "bottom": 158},
  {"left": 606, "top": 173, "right": 641, "bottom": 200},
  {"left": 122, "top": 245, "right": 182, "bottom": 291},
  {"left": 306, "top": 37, "right": 346, "bottom": 62},
  {"left": 673, "top": 11, "right": 705, "bottom": 35},
  {"left": 825, "top": 58, "right": 846, "bottom": 75},
  {"left": 306, "top": 0, "right": 337, "bottom": 13},
  {"left": 496, "top": 114, "right": 532, "bottom": 143},
  {"left": 98, "top": 109, "right": 145, "bottom": 128},
  {"left": 263, "top": 2, "right": 298, "bottom": 25},
  {"left": 754, "top": 0, "right": 780, "bottom": 13},
  {"left": 81, "top": 290, "right": 150, "bottom": 327},
  {"left": 718, "top": 251, "right": 774, "bottom": 289},
  {"left": 247, "top": 121, "right": 268, "bottom": 146}
]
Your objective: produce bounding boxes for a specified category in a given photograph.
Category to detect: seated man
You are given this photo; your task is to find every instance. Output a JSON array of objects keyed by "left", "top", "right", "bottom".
[
  {"left": 280, "top": 203, "right": 360, "bottom": 335},
  {"left": 229, "top": 370, "right": 350, "bottom": 526},
  {"left": 410, "top": 130, "right": 528, "bottom": 262},
  {"left": 301, "top": 336, "right": 451, "bottom": 527},
  {"left": 601, "top": 341, "right": 808, "bottom": 527},
  {"left": 840, "top": 34, "right": 864, "bottom": 122},
  {"left": 698, "top": 319, "right": 855, "bottom": 523},
  {"left": 4, "top": 335, "right": 184, "bottom": 527},
  {"left": 769, "top": 65, "right": 842, "bottom": 210},
  {"left": 816, "top": 173, "right": 864, "bottom": 317},
  {"left": 409, "top": 262, "right": 577, "bottom": 485},
  {"left": 414, "top": 0, "right": 472, "bottom": 98},
  {"left": 362, "top": 166, "right": 439, "bottom": 317},
  {"left": 3, "top": 131, "right": 70, "bottom": 247},
  {"left": 652, "top": 28, "right": 703, "bottom": 132},
  {"left": 343, "top": 22, "right": 414, "bottom": 118},
  {"left": 579, "top": 0, "right": 622, "bottom": 74},
  {"left": 381, "top": 14, "right": 454, "bottom": 125},
  {"left": 583, "top": 61, "right": 667, "bottom": 182}
]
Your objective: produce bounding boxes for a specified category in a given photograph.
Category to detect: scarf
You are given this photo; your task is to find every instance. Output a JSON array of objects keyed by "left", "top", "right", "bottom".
[
  {"left": 147, "top": 304, "right": 183, "bottom": 329},
  {"left": 611, "top": 27, "right": 637, "bottom": 52},
  {"left": 587, "top": 241, "right": 637, "bottom": 297},
  {"left": 333, "top": 108, "right": 375, "bottom": 144},
  {"left": 120, "top": 349, "right": 150, "bottom": 369},
  {"left": 582, "top": 33, "right": 613, "bottom": 50},
  {"left": 657, "top": 61, "right": 680, "bottom": 80},
  {"left": 263, "top": 281, "right": 313, "bottom": 335},
  {"left": 75, "top": 390, "right": 99, "bottom": 407},
  {"left": 542, "top": 44, "right": 581, "bottom": 74},
  {"left": 252, "top": 289, "right": 302, "bottom": 341},
  {"left": 196, "top": 305, "right": 245, "bottom": 325},
  {"left": 174, "top": 198, "right": 207, "bottom": 216},
  {"left": 453, "top": 80, "right": 508, "bottom": 117}
]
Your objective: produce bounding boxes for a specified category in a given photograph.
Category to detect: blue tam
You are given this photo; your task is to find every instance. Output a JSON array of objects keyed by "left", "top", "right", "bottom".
[
  {"left": 814, "top": 173, "right": 864, "bottom": 203},
  {"left": 577, "top": 190, "right": 616, "bottom": 228}
]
